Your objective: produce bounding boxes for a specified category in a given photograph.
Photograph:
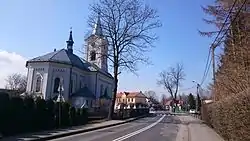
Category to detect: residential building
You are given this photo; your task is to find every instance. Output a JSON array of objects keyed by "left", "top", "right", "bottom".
[
  {"left": 163, "top": 99, "right": 184, "bottom": 111},
  {"left": 114, "top": 91, "right": 148, "bottom": 109}
]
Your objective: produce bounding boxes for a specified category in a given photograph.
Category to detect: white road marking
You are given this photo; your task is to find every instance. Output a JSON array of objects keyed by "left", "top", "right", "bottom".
[
  {"left": 51, "top": 116, "right": 158, "bottom": 141},
  {"left": 112, "top": 115, "right": 165, "bottom": 141}
]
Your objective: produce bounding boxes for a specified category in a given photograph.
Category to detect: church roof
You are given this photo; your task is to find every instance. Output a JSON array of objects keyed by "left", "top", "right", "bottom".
[
  {"left": 26, "top": 49, "right": 113, "bottom": 78},
  {"left": 92, "top": 13, "right": 103, "bottom": 36},
  {"left": 71, "top": 86, "right": 95, "bottom": 98}
]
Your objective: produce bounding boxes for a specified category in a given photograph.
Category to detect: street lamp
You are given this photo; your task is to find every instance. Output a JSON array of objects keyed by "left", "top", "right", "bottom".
[
  {"left": 192, "top": 80, "right": 200, "bottom": 113},
  {"left": 56, "top": 83, "right": 64, "bottom": 127}
]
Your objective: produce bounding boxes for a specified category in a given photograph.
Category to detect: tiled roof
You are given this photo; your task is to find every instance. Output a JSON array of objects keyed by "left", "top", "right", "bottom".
[
  {"left": 116, "top": 91, "right": 147, "bottom": 98},
  {"left": 26, "top": 49, "right": 113, "bottom": 78},
  {"left": 126, "top": 92, "right": 146, "bottom": 98},
  {"left": 163, "top": 99, "right": 184, "bottom": 105},
  {"left": 116, "top": 92, "right": 123, "bottom": 98}
]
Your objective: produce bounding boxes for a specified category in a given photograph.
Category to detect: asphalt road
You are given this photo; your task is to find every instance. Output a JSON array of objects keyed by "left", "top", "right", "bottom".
[{"left": 50, "top": 114, "right": 181, "bottom": 141}]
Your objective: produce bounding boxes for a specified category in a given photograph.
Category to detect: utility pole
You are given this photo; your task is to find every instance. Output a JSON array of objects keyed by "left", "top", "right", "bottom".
[
  {"left": 56, "top": 83, "right": 64, "bottom": 127},
  {"left": 211, "top": 46, "right": 216, "bottom": 101},
  {"left": 195, "top": 83, "right": 200, "bottom": 112},
  {"left": 192, "top": 80, "right": 200, "bottom": 113}
]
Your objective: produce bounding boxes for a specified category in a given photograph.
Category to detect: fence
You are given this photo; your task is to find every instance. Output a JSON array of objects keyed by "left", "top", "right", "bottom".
[{"left": 201, "top": 101, "right": 213, "bottom": 125}]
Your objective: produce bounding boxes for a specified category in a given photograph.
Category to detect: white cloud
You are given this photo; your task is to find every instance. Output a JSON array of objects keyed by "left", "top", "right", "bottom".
[{"left": 0, "top": 50, "right": 27, "bottom": 88}]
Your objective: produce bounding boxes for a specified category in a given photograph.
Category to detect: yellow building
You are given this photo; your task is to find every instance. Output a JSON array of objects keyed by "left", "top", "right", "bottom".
[{"left": 115, "top": 91, "right": 148, "bottom": 109}]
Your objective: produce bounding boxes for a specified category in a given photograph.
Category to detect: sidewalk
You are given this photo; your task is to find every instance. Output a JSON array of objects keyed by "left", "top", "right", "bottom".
[
  {"left": 1, "top": 115, "right": 146, "bottom": 141},
  {"left": 176, "top": 115, "right": 224, "bottom": 141}
]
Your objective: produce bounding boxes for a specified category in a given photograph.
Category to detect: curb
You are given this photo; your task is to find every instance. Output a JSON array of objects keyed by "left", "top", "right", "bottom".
[{"left": 31, "top": 115, "right": 148, "bottom": 141}]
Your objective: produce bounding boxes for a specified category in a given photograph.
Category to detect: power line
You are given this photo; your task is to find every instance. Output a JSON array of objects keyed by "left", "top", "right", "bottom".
[
  {"left": 214, "top": 0, "right": 248, "bottom": 47},
  {"left": 200, "top": 49, "right": 211, "bottom": 85},
  {"left": 201, "top": 57, "right": 212, "bottom": 86},
  {"left": 200, "top": 0, "right": 239, "bottom": 86}
]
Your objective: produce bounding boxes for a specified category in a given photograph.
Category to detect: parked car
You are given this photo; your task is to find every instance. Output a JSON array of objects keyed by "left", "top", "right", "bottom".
[{"left": 189, "top": 109, "right": 196, "bottom": 114}]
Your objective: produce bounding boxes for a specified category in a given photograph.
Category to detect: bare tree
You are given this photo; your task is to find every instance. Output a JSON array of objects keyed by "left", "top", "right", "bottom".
[
  {"left": 144, "top": 90, "right": 158, "bottom": 100},
  {"left": 88, "top": 0, "right": 161, "bottom": 119},
  {"left": 160, "top": 94, "right": 167, "bottom": 105},
  {"left": 157, "top": 63, "right": 185, "bottom": 111},
  {"left": 5, "top": 73, "right": 27, "bottom": 92}
]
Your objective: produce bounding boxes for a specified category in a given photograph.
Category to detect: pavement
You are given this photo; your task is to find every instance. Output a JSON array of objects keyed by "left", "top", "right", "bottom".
[{"left": 176, "top": 115, "right": 225, "bottom": 141}]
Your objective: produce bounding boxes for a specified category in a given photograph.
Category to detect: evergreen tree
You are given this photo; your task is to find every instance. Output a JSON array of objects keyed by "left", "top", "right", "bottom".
[{"left": 188, "top": 93, "right": 196, "bottom": 110}]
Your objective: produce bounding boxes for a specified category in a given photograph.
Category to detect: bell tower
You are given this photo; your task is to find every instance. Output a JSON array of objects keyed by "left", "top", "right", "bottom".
[{"left": 85, "top": 13, "right": 108, "bottom": 72}]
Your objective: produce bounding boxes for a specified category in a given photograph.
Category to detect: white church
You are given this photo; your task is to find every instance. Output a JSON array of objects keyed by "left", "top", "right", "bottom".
[{"left": 25, "top": 16, "right": 114, "bottom": 110}]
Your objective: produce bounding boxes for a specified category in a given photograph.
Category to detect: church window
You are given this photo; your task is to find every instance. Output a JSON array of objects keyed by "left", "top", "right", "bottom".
[
  {"left": 53, "top": 77, "right": 60, "bottom": 93},
  {"left": 108, "top": 87, "right": 112, "bottom": 97},
  {"left": 80, "top": 75, "right": 84, "bottom": 88},
  {"left": 104, "top": 87, "right": 108, "bottom": 96},
  {"left": 70, "top": 79, "right": 73, "bottom": 93},
  {"left": 100, "top": 84, "right": 103, "bottom": 96},
  {"left": 35, "top": 76, "right": 42, "bottom": 92},
  {"left": 90, "top": 51, "right": 96, "bottom": 61},
  {"left": 71, "top": 73, "right": 77, "bottom": 93},
  {"left": 86, "top": 100, "right": 89, "bottom": 106}
]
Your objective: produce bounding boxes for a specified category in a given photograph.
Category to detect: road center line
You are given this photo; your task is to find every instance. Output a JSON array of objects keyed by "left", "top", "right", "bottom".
[{"left": 112, "top": 115, "right": 165, "bottom": 141}]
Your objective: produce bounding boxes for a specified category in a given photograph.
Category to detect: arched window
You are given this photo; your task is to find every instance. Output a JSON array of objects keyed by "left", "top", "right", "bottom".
[
  {"left": 53, "top": 77, "right": 60, "bottom": 93},
  {"left": 35, "top": 76, "right": 42, "bottom": 92},
  {"left": 100, "top": 84, "right": 103, "bottom": 96},
  {"left": 104, "top": 87, "right": 108, "bottom": 97},
  {"left": 70, "top": 79, "right": 73, "bottom": 93},
  {"left": 90, "top": 51, "right": 96, "bottom": 61}
]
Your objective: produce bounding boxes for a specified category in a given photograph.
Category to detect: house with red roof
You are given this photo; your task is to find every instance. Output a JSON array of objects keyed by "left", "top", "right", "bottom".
[
  {"left": 163, "top": 98, "right": 184, "bottom": 111},
  {"left": 115, "top": 91, "right": 149, "bottom": 109}
]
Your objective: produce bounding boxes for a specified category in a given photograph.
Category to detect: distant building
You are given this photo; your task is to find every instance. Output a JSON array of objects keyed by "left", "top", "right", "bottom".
[{"left": 163, "top": 99, "right": 184, "bottom": 111}]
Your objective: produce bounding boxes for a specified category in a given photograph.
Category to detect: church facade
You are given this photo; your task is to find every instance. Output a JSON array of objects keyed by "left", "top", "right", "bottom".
[{"left": 25, "top": 16, "right": 114, "bottom": 110}]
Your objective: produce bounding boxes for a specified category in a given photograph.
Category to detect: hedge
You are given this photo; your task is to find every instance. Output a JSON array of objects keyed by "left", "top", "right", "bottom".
[
  {"left": 113, "top": 108, "right": 149, "bottom": 120},
  {"left": 0, "top": 92, "right": 149, "bottom": 136},
  {"left": 0, "top": 92, "right": 88, "bottom": 136},
  {"left": 205, "top": 89, "right": 250, "bottom": 141}
]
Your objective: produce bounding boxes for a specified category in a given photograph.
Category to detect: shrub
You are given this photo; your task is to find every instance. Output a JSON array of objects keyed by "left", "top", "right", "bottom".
[
  {"left": 0, "top": 93, "right": 90, "bottom": 137},
  {"left": 61, "top": 102, "right": 70, "bottom": 127},
  {"left": 79, "top": 108, "right": 88, "bottom": 124},
  {"left": 9, "top": 97, "right": 25, "bottom": 134},
  {"left": 113, "top": 109, "right": 149, "bottom": 120},
  {"left": 0, "top": 92, "right": 10, "bottom": 135},
  {"left": 46, "top": 100, "right": 56, "bottom": 129},
  {"left": 69, "top": 107, "right": 77, "bottom": 126},
  {"left": 206, "top": 89, "right": 250, "bottom": 141},
  {"left": 35, "top": 98, "right": 48, "bottom": 130},
  {"left": 23, "top": 97, "right": 35, "bottom": 132}
]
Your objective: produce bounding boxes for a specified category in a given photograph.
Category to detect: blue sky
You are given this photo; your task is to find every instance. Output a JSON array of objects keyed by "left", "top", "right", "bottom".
[{"left": 0, "top": 0, "right": 217, "bottom": 97}]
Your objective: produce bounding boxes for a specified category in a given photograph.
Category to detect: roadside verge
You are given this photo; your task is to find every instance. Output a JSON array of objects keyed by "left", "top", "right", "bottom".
[{"left": 2, "top": 114, "right": 149, "bottom": 141}]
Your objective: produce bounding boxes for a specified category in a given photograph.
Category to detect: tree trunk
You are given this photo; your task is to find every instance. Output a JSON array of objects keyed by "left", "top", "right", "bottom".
[
  {"left": 172, "top": 98, "right": 176, "bottom": 113},
  {"left": 107, "top": 65, "right": 119, "bottom": 120}
]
